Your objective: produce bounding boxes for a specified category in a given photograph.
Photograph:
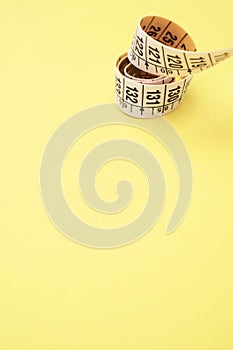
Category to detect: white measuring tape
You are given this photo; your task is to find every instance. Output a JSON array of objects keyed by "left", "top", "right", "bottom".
[{"left": 114, "top": 15, "right": 233, "bottom": 118}]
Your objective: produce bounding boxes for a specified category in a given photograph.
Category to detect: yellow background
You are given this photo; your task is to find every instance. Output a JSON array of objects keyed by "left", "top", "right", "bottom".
[{"left": 1, "top": 0, "right": 233, "bottom": 349}]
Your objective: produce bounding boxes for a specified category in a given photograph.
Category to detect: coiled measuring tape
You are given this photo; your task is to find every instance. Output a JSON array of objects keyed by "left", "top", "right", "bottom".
[{"left": 114, "top": 15, "right": 233, "bottom": 118}]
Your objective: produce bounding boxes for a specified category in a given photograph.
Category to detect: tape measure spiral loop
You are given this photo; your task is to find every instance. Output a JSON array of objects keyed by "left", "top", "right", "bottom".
[{"left": 115, "top": 15, "right": 233, "bottom": 118}]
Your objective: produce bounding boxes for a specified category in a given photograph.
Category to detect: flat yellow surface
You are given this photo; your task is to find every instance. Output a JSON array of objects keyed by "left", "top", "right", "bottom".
[{"left": 1, "top": 1, "right": 233, "bottom": 349}]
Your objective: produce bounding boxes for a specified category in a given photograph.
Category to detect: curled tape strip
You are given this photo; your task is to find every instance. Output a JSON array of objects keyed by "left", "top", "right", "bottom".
[{"left": 114, "top": 15, "right": 233, "bottom": 118}]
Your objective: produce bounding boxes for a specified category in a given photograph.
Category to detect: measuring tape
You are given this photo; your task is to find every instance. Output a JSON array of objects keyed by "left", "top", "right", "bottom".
[{"left": 114, "top": 15, "right": 233, "bottom": 118}]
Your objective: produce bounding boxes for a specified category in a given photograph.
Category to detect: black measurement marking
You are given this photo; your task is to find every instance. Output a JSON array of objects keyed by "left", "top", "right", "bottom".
[
  {"left": 167, "top": 54, "right": 183, "bottom": 69},
  {"left": 115, "top": 77, "right": 121, "bottom": 95},
  {"left": 147, "top": 25, "right": 161, "bottom": 37},
  {"left": 132, "top": 54, "right": 136, "bottom": 61},
  {"left": 148, "top": 45, "right": 161, "bottom": 64},
  {"left": 144, "top": 35, "right": 149, "bottom": 69},
  {"left": 125, "top": 86, "right": 139, "bottom": 104},
  {"left": 157, "top": 21, "right": 172, "bottom": 40},
  {"left": 144, "top": 61, "right": 149, "bottom": 69},
  {"left": 161, "top": 46, "right": 168, "bottom": 74},
  {"left": 145, "top": 90, "right": 161, "bottom": 105},
  {"left": 190, "top": 56, "right": 207, "bottom": 68},
  {"left": 179, "top": 80, "right": 186, "bottom": 102},
  {"left": 162, "top": 85, "right": 167, "bottom": 113},
  {"left": 208, "top": 53, "right": 214, "bottom": 66},
  {"left": 137, "top": 35, "right": 143, "bottom": 43},
  {"left": 184, "top": 79, "right": 191, "bottom": 94},
  {"left": 167, "top": 85, "right": 181, "bottom": 103},
  {"left": 122, "top": 98, "right": 183, "bottom": 109},
  {"left": 122, "top": 77, "right": 125, "bottom": 100},
  {"left": 180, "top": 43, "right": 187, "bottom": 50},
  {"left": 141, "top": 85, "right": 144, "bottom": 107},
  {"left": 131, "top": 49, "right": 195, "bottom": 71},
  {"left": 162, "top": 31, "right": 178, "bottom": 46},
  {"left": 214, "top": 52, "right": 230, "bottom": 62},
  {"left": 175, "top": 33, "right": 188, "bottom": 48},
  {"left": 183, "top": 52, "right": 191, "bottom": 72},
  {"left": 135, "top": 35, "right": 144, "bottom": 56},
  {"left": 169, "top": 86, "right": 181, "bottom": 92},
  {"left": 140, "top": 107, "right": 145, "bottom": 115},
  {"left": 129, "top": 48, "right": 197, "bottom": 73},
  {"left": 144, "top": 16, "right": 155, "bottom": 32}
]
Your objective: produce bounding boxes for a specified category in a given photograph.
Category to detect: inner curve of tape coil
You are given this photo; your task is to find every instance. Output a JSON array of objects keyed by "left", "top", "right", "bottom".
[
  {"left": 124, "top": 63, "right": 174, "bottom": 84},
  {"left": 119, "top": 54, "right": 176, "bottom": 86}
]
